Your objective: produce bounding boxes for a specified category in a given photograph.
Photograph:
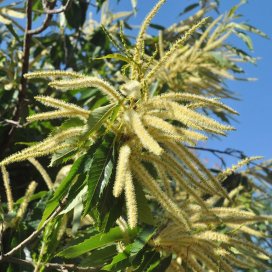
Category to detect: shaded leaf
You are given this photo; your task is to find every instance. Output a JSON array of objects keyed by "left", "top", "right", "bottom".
[{"left": 57, "top": 226, "right": 137, "bottom": 258}]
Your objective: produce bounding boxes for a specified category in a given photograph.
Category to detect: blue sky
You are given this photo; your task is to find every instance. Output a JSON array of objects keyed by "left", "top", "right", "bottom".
[
  {"left": 110, "top": 0, "right": 272, "bottom": 167},
  {"left": 2, "top": 0, "right": 271, "bottom": 167}
]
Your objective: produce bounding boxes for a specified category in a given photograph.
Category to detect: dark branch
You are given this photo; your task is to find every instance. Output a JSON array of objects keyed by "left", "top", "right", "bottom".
[
  {"left": 42, "top": 0, "right": 73, "bottom": 14},
  {"left": 187, "top": 146, "right": 270, "bottom": 171},
  {"left": 3, "top": 200, "right": 64, "bottom": 257},
  {"left": 0, "top": 0, "right": 34, "bottom": 155},
  {"left": 0, "top": 256, "right": 99, "bottom": 271}
]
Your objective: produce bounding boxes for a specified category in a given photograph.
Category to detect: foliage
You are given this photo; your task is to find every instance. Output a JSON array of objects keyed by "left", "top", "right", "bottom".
[{"left": 0, "top": 0, "right": 271, "bottom": 271}]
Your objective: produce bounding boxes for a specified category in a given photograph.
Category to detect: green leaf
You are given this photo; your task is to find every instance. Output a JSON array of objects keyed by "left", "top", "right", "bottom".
[
  {"left": 16, "top": 191, "right": 47, "bottom": 204},
  {"left": 59, "top": 184, "right": 87, "bottom": 215},
  {"left": 38, "top": 155, "right": 87, "bottom": 228},
  {"left": 149, "top": 23, "right": 165, "bottom": 31},
  {"left": 179, "top": 3, "right": 199, "bottom": 16},
  {"left": 57, "top": 227, "right": 137, "bottom": 258},
  {"left": 150, "top": 255, "right": 172, "bottom": 272},
  {"left": 135, "top": 184, "right": 154, "bottom": 225},
  {"left": 80, "top": 245, "right": 117, "bottom": 266},
  {"left": 234, "top": 30, "right": 254, "bottom": 51},
  {"left": 102, "top": 251, "right": 130, "bottom": 271},
  {"left": 64, "top": 0, "right": 88, "bottom": 29},
  {"left": 94, "top": 53, "right": 131, "bottom": 63},
  {"left": 85, "top": 104, "right": 116, "bottom": 137},
  {"left": 83, "top": 138, "right": 114, "bottom": 216},
  {"left": 233, "top": 23, "right": 269, "bottom": 39}
]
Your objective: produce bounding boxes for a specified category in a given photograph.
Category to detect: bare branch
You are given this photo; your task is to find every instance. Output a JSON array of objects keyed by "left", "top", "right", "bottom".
[
  {"left": 3, "top": 200, "right": 64, "bottom": 257},
  {"left": 42, "top": 0, "right": 73, "bottom": 14},
  {"left": 28, "top": 13, "right": 53, "bottom": 35},
  {"left": 0, "top": 256, "right": 99, "bottom": 271}
]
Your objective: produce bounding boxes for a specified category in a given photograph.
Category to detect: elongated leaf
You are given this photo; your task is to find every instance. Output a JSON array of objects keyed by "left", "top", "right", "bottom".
[
  {"left": 38, "top": 155, "right": 87, "bottom": 228},
  {"left": 234, "top": 30, "right": 253, "bottom": 51},
  {"left": 135, "top": 184, "right": 154, "bottom": 225},
  {"left": 230, "top": 22, "right": 269, "bottom": 39},
  {"left": 59, "top": 185, "right": 87, "bottom": 215},
  {"left": 83, "top": 138, "right": 114, "bottom": 216},
  {"left": 57, "top": 227, "right": 137, "bottom": 258},
  {"left": 94, "top": 53, "right": 131, "bottom": 63},
  {"left": 80, "top": 245, "right": 117, "bottom": 266},
  {"left": 179, "top": 3, "right": 199, "bottom": 16},
  {"left": 86, "top": 104, "right": 116, "bottom": 137}
]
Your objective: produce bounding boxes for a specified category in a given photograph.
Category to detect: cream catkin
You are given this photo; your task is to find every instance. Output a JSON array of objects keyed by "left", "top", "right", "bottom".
[
  {"left": 132, "top": 0, "right": 166, "bottom": 79},
  {"left": 124, "top": 169, "right": 137, "bottom": 228},
  {"left": 113, "top": 144, "right": 131, "bottom": 197},
  {"left": 24, "top": 70, "right": 84, "bottom": 79},
  {"left": 28, "top": 158, "right": 53, "bottom": 189},
  {"left": 49, "top": 77, "right": 122, "bottom": 102},
  {"left": 1, "top": 166, "right": 13, "bottom": 211},
  {"left": 35, "top": 96, "right": 91, "bottom": 115},
  {"left": 129, "top": 110, "right": 163, "bottom": 156},
  {"left": 144, "top": 17, "right": 209, "bottom": 84},
  {"left": 132, "top": 159, "right": 191, "bottom": 231},
  {"left": 27, "top": 110, "right": 89, "bottom": 122},
  {"left": 16, "top": 181, "right": 38, "bottom": 221}
]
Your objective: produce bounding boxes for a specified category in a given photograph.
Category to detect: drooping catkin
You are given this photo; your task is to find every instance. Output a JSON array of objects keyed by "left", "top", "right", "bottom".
[
  {"left": 24, "top": 70, "right": 84, "bottom": 79},
  {"left": 113, "top": 144, "right": 131, "bottom": 197},
  {"left": 27, "top": 110, "right": 89, "bottom": 122},
  {"left": 128, "top": 110, "right": 163, "bottom": 155},
  {"left": 28, "top": 158, "right": 53, "bottom": 189},
  {"left": 1, "top": 166, "right": 13, "bottom": 211},
  {"left": 35, "top": 96, "right": 90, "bottom": 115},
  {"left": 153, "top": 92, "right": 238, "bottom": 115},
  {"left": 217, "top": 156, "right": 262, "bottom": 183},
  {"left": 132, "top": 0, "right": 166, "bottom": 79},
  {"left": 132, "top": 159, "right": 191, "bottom": 231},
  {"left": 144, "top": 17, "right": 209, "bottom": 84},
  {"left": 164, "top": 141, "right": 218, "bottom": 195},
  {"left": 16, "top": 181, "right": 37, "bottom": 221},
  {"left": 178, "top": 143, "right": 230, "bottom": 199},
  {"left": 49, "top": 77, "right": 122, "bottom": 102},
  {"left": 125, "top": 169, "right": 137, "bottom": 228},
  {"left": 0, "top": 128, "right": 82, "bottom": 166}
]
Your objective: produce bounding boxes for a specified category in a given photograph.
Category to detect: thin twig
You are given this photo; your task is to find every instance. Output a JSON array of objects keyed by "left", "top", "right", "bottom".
[
  {"left": 28, "top": 14, "right": 53, "bottom": 35},
  {"left": 28, "top": 0, "right": 56, "bottom": 35},
  {"left": 0, "top": 0, "right": 73, "bottom": 156},
  {"left": 187, "top": 146, "right": 271, "bottom": 171},
  {"left": 3, "top": 201, "right": 64, "bottom": 257},
  {"left": 42, "top": 0, "right": 73, "bottom": 14},
  {"left": 0, "top": 256, "right": 99, "bottom": 271},
  {"left": 0, "top": 0, "right": 33, "bottom": 154}
]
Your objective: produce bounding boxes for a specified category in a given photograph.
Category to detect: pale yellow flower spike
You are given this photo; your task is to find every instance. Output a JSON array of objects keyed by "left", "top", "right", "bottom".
[
  {"left": 35, "top": 96, "right": 90, "bottom": 115},
  {"left": 154, "top": 92, "right": 238, "bottom": 115},
  {"left": 165, "top": 141, "right": 219, "bottom": 195},
  {"left": 27, "top": 110, "right": 89, "bottom": 122},
  {"left": 1, "top": 166, "right": 14, "bottom": 211},
  {"left": 144, "top": 17, "right": 209, "bottom": 84},
  {"left": 0, "top": 144, "right": 71, "bottom": 166},
  {"left": 132, "top": 159, "right": 191, "bottom": 231},
  {"left": 28, "top": 158, "right": 53, "bottom": 189},
  {"left": 217, "top": 156, "right": 263, "bottom": 183},
  {"left": 177, "top": 144, "right": 230, "bottom": 199},
  {"left": 24, "top": 70, "right": 84, "bottom": 79},
  {"left": 113, "top": 144, "right": 131, "bottom": 197},
  {"left": 143, "top": 115, "right": 179, "bottom": 135},
  {"left": 16, "top": 181, "right": 38, "bottom": 221},
  {"left": 48, "top": 77, "right": 122, "bottom": 102},
  {"left": 150, "top": 100, "right": 235, "bottom": 133},
  {"left": 129, "top": 110, "right": 163, "bottom": 156},
  {"left": 0, "top": 128, "right": 82, "bottom": 166},
  {"left": 132, "top": 0, "right": 167, "bottom": 79},
  {"left": 125, "top": 169, "right": 137, "bottom": 228}
]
